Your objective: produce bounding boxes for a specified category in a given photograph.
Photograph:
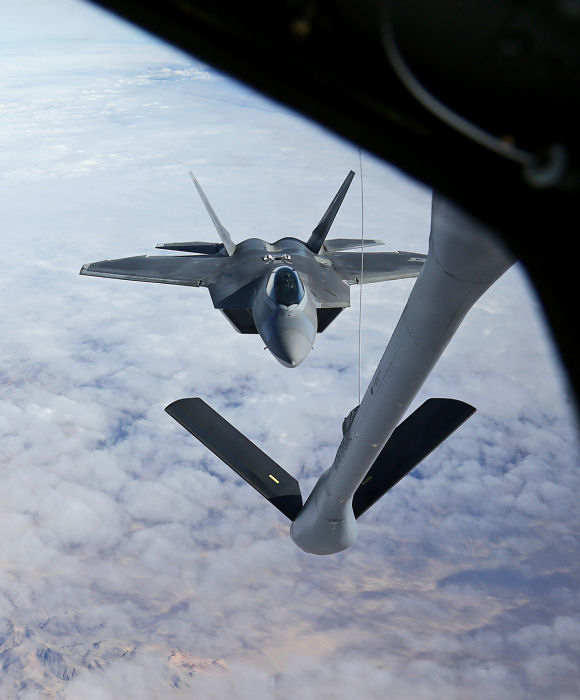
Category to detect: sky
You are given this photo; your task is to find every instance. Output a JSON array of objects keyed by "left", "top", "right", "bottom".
[{"left": 1, "top": 1, "right": 579, "bottom": 697}]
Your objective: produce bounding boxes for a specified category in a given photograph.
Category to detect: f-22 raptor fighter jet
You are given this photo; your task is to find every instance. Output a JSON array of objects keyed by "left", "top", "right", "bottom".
[{"left": 81, "top": 171, "right": 426, "bottom": 367}]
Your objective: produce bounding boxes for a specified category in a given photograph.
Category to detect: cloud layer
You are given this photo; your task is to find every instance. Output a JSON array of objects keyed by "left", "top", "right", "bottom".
[{"left": 0, "top": 1, "right": 579, "bottom": 697}]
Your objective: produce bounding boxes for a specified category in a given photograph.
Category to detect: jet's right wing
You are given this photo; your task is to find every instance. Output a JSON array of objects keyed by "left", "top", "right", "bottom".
[{"left": 80, "top": 254, "right": 225, "bottom": 287}]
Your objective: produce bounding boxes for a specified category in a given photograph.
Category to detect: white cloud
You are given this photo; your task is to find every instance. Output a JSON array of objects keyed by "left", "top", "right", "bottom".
[{"left": 0, "top": 0, "right": 578, "bottom": 697}]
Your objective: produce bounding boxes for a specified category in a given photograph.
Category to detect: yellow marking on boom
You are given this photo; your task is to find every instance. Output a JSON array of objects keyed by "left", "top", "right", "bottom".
[{"left": 268, "top": 474, "right": 280, "bottom": 484}]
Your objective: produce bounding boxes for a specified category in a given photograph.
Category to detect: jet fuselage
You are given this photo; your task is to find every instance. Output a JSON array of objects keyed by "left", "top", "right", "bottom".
[
  {"left": 210, "top": 236, "right": 345, "bottom": 368},
  {"left": 252, "top": 263, "right": 318, "bottom": 367}
]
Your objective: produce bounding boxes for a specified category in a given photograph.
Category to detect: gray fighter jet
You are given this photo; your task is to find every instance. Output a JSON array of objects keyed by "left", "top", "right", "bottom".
[{"left": 80, "top": 171, "right": 425, "bottom": 367}]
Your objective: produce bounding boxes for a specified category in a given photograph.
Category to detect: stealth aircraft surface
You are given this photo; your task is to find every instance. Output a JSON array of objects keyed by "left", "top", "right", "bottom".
[{"left": 81, "top": 172, "right": 425, "bottom": 366}]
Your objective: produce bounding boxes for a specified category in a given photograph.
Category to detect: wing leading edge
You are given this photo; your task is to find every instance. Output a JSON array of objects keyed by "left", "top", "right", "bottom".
[{"left": 80, "top": 254, "right": 225, "bottom": 287}]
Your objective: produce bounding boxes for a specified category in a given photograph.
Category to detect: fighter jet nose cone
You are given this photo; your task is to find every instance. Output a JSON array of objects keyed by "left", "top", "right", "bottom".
[
  {"left": 272, "top": 329, "right": 312, "bottom": 368},
  {"left": 276, "top": 357, "right": 302, "bottom": 368},
  {"left": 273, "top": 350, "right": 305, "bottom": 368},
  {"left": 256, "top": 303, "right": 317, "bottom": 368},
  {"left": 283, "top": 359, "right": 298, "bottom": 368}
]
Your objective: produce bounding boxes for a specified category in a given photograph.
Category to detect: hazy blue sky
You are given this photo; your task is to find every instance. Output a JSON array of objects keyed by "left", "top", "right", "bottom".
[{"left": 1, "top": 1, "right": 579, "bottom": 697}]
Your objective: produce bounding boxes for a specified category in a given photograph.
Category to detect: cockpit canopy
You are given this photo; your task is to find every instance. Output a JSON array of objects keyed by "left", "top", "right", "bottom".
[{"left": 266, "top": 265, "right": 305, "bottom": 307}]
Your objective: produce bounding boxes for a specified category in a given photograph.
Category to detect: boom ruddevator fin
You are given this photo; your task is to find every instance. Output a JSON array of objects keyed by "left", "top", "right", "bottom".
[
  {"left": 306, "top": 171, "right": 355, "bottom": 254},
  {"left": 352, "top": 398, "right": 476, "bottom": 519},
  {"left": 166, "top": 398, "right": 303, "bottom": 520}
]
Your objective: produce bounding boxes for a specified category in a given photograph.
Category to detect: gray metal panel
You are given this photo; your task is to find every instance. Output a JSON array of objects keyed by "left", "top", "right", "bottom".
[
  {"left": 330, "top": 251, "right": 426, "bottom": 283},
  {"left": 288, "top": 256, "right": 351, "bottom": 307},
  {"left": 80, "top": 255, "right": 224, "bottom": 287},
  {"left": 323, "top": 238, "right": 384, "bottom": 252},
  {"left": 208, "top": 263, "right": 267, "bottom": 308}
]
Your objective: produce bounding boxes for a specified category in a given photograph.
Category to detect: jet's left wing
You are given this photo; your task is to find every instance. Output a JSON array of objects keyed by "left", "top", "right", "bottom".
[
  {"left": 80, "top": 254, "right": 225, "bottom": 287},
  {"left": 330, "top": 251, "right": 426, "bottom": 284}
]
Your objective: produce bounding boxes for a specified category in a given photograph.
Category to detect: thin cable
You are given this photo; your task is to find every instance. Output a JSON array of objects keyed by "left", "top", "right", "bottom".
[
  {"left": 381, "top": 22, "right": 534, "bottom": 169},
  {"left": 357, "top": 150, "right": 365, "bottom": 405}
]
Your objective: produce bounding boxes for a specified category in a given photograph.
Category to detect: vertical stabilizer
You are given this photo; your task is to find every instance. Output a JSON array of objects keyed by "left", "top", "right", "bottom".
[
  {"left": 306, "top": 171, "right": 355, "bottom": 253},
  {"left": 190, "top": 172, "right": 236, "bottom": 255}
]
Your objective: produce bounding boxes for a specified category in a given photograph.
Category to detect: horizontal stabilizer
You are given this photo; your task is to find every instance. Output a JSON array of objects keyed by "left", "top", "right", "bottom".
[
  {"left": 323, "top": 238, "right": 384, "bottom": 252},
  {"left": 156, "top": 241, "right": 225, "bottom": 254},
  {"left": 166, "top": 398, "right": 303, "bottom": 520},
  {"left": 307, "top": 171, "right": 355, "bottom": 254},
  {"left": 352, "top": 398, "right": 476, "bottom": 519}
]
